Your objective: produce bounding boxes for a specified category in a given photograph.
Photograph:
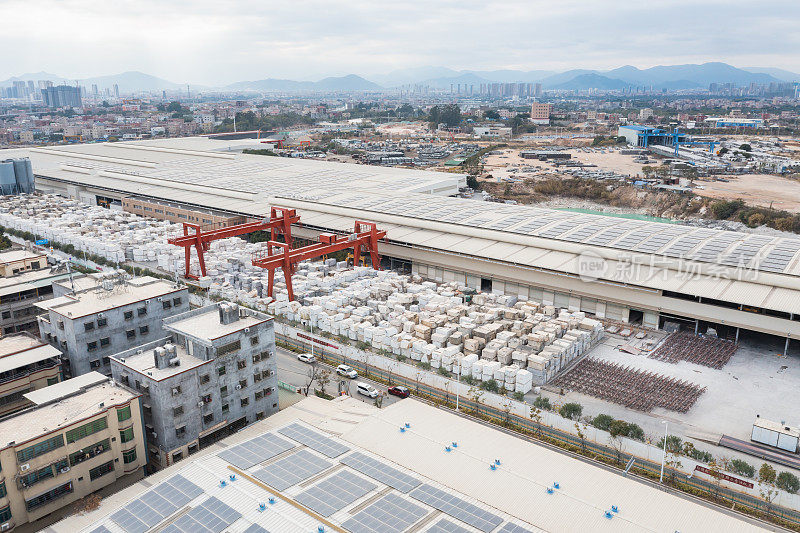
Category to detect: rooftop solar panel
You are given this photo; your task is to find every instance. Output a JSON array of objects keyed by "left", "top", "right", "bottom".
[
  {"left": 109, "top": 474, "right": 202, "bottom": 533},
  {"left": 278, "top": 423, "right": 350, "bottom": 458},
  {"left": 217, "top": 432, "right": 295, "bottom": 469},
  {"left": 340, "top": 451, "right": 421, "bottom": 493},
  {"left": 342, "top": 493, "right": 428, "bottom": 533},
  {"left": 161, "top": 496, "right": 242, "bottom": 533},
  {"left": 241, "top": 524, "right": 271, "bottom": 533},
  {"left": 251, "top": 449, "right": 332, "bottom": 491},
  {"left": 409, "top": 484, "right": 503, "bottom": 533},
  {"left": 497, "top": 523, "right": 537, "bottom": 533},
  {"left": 295, "top": 470, "right": 377, "bottom": 516},
  {"left": 427, "top": 518, "right": 473, "bottom": 533}
]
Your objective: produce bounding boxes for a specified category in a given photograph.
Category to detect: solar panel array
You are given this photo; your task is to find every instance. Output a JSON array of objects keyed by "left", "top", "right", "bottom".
[
  {"left": 427, "top": 518, "right": 473, "bottom": 533},
  {"left": 342, "top": 493, "right": 429, "bottom": 533},
  {"left": 278, "top": 423, "right": 350, "bottom": 458},
  {"left": 496, "top": 523, "right": 536, "bottom": 533},
  {"left": 295, "top": 470, "right": 377, "bottom": 516},
  {"left": 109, "top": 474, "right": 203, "bottom": 533},
  {"left": 160, "top": 496, "right": 242, "bottom": 533},
  {"left": 251, "top": 449, "right": 332, "bottom": 491},
  {"left": 88, "top": 527, "right": 112, "bottom": 533},
  {"left": 340, "top": 451, "right": 422, "bottom": 493},
  {"left": 759, "top": 240, "right": 800, "bottom": 272},
  {"left": 409, "top": 484, "right": 503, "bottom": 533},
  {"left": 217, "top": 432, "right": 295, "bottom": 469},
  {"left": 241, "top": 524, "right": 271, "bottom": 533}
]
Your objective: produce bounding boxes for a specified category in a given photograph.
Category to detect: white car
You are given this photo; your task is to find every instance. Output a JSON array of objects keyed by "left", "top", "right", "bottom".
[
  {"left": 356, "top": 382, "right": 379, "bottom": 398},
  {"left": 297, "top": 353, "right": 316, "bottom": 363},
  {"left": 336, "top": 364, "right": 358, "bottom": 379}
]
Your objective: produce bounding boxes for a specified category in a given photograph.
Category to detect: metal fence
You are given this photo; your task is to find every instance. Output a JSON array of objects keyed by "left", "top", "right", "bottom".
[{"left": 278, "top": 333, "right": 800, "bottom": 527}]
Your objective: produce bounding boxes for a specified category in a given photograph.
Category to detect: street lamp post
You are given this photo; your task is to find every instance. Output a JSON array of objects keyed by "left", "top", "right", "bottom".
[{"left": 660, "top": 420, "right": 669, "bottom": 483}]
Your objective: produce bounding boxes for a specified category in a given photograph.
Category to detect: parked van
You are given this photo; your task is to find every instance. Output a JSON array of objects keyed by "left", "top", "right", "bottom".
[{"left": 356, "top": 382, "right": 379, "bottom": 398}]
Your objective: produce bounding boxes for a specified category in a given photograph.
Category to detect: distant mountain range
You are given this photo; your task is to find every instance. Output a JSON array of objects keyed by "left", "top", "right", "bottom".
[{"left": 1, "top": 62, "right": 798, "bottom": 94}]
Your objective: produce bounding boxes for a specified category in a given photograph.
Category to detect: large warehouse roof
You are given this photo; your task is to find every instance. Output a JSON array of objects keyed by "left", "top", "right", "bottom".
[
  {"left": 9, "top": 138, "right": 800, "bottom": 317},
  {"left": 51, "top": 397, "right": 764, "bottom": 533}
]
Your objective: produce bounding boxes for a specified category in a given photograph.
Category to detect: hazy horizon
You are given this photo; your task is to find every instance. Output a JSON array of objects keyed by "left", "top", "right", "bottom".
[{"left": 2, "top": 0, "right": 799, "bottom": 85}]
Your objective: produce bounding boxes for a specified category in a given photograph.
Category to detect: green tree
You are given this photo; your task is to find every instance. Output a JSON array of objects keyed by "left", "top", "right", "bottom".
[
  {"left": 758, "top": 463, "right": 779, "bottom": 514},
  {"left": 429, "top": 104, "right": 462, "bottom": 128},
  {"left": 484, "top": 109, "right": 500, "bottom": 120},
  {"left": 166, "top": 101, "right": 184, "bottom": 113},
  {"left": 591, "top": 414, "right": 614, "bottom": 431},
  {"left": 533, "top": 396, "right": 551, "bottom": 410},
  {"left": 729, "top": 459, "right": 755, "bottom": 478},
  {"left": 739, "top": 143, "right": 752, "bottom": 152},
  {"left": 776, "top": 471, "right": 800, "bottom": 494},
  {"left": 558, "top": 402, "right": 582, "bottom": 420}
]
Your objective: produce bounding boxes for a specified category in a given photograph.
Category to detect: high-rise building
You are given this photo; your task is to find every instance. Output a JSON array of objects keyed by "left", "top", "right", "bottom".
[
  {"left": 40, "top": 85, "right": 82, "bottom": 108},
  {"left": 11, "top": 81, "right": 27, "bottom": 99},
  {"left": 113, "top": 84, "right": 119, "bottom": 98},
  {"left": 534, "top": 83, "right": 542, "bottom": 97},
  {"left": 91, "top": 84, "right": 98, "bottom": 96},
  {"left": 530, "top": 102, "right": 552, "bottom": 124}
]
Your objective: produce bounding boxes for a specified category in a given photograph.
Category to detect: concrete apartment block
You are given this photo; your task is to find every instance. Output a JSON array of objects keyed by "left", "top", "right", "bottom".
[
  {"left": 0, "top": 372, "right": 146, "bottom": 530},
  {"left": 110, "top": 302, "right": 278, "bottom": 469},
  {"left": 0, "top": 250, "right": 72, "bottom": 336},
  {"left": 36, "top": 275, "right": 189, "bottom": 378},
  {"left": 0, "top": 334, "right": 62, "bottom": 417}
]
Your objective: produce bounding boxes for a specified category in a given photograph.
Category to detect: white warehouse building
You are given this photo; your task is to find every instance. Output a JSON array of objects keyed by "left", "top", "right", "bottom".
[{"left": 5, "top": 137, "right": 800, "bottom": 353}]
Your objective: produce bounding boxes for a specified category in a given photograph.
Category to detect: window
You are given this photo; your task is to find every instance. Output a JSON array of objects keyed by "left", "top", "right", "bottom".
[
  {"left": 102, "top": 356, "right": 110, "bottom": 366},
  {"left": 87, "top": 341, "right": 98, "bottom": 352},
  {"left": 47, "top": 376, "right": 59, "bottom": 386},
  {"left": 69, "top": 438, "right": 110, "bottom": 466},
  {"left": 120, "top": 375, "right": 129, "bottom": 385},
  {"left": 122, "top": 448, "right": 137, "bottom": 464},
  {"left": 162, "top": 300, "right": 172, "bottom": 310},
  {"left": 221, "top": 403, "right": 229, "bottom": 414},
  {"left": 139, "top": 325, "right": 149, "bottom": 335},
  {"left": 217, "top": 365, "right": 226, "bottom": 376},
  {"left": 137, "top": 306, "right": 147, "bottom": 316},
  {"left": 1, "top": 311, "right": 9, "bottom": 319},
  {"left": 25, "top": 481, "right": 73, "bottom": 511},
  {"left": 188, "top": 443, "right": 198, "bottom": 455},
  {"left": 237, "top": 359, "right": 247, "bottom": 370},
  {"left": 220, "top": 385, "right": 228, "bottom": 397},
  {"left": 89, "top": 460, "right": 114, "bottom": 481},
  {"left": 19, "top": 463, "right": 55, "bottom": 488},
  {"left": 254, "top": 373, "right": 262, "bottom": 383},
  {"left": 97, "top": 317, "right": 107, "bottom": 328},
  {"left": 119, "top": 427, "right": 135, "bottom": 444},
  {"left": 203, "top": 413, "right": 214, "bottom": 424},
  {"left": 172, "top": 451, "right": 183, "bottom": 462},
  {"left": 84, "top": 321, "right": 95, "bottom": 331},
  {"left": 173, "top": 406, "right": 184, "bottom": 417},
  {"left": 100, "top": 337, "right": 110, "bottom": 347},
  {"left": 175, "top": 426, "right": 186, "bottom": 437},
  {"left": 254, "top": 350, "right": 271, "bottom": 362},
  {"left": 200, "top": 374, "right": 210, "bottom": 384},
  {"left": 241, "top": 397, "right": 249, "bottom": 407},
  {"left": 256, "top": 411, "right": 265, "bottom": 421},
  {"left": 250, "top": 336, "right": 260, "bottom": 346},
  {"left": 57, "top": 320, "right": 64, "bottom": 330},
  {"left": 173, "top": 297, "right": 182, "bottom": 306},
  {"left": 171, "top": 386, "right": 181, "bottom": 396},
  {"left": 239, "top": 379, "right": 247, "bottom": 389},
  {"left": 66, "top": 418, "right": 108, "bottom": 443},
  {"left": 0, "top": 505, "right": 8, "bottom": 524},
  {"left": 16, "top": 434, "right": 65, "bottom": 462},
  {"left": 126, "top": 329, "right": 135, "bottom": 339},
  {"left": 255, "top": 390, "right": 263, "bottom": 400},
  {"left": 261, "top": 369, "right": 272, "bottom": 379},
  {"left": 216, "top": 340, "right": 241, "bottom": 356},
  {"left": 117, "top": 405, "right": 132, "bottom": 422},
  {"left": 124, "top": 310, "right": 133, "bottom": 320}
]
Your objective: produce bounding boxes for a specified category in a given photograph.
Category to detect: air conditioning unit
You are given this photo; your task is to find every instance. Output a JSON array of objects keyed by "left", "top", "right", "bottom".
[
  {"left": 20, "top": 463, "right": 30, "bottom": 472},
  {"left": 244, "top": 327, "right": 250, "bottom": 333},
  {"left": 157, "top": 297, "right": 163, "bottom": 302},
  {"left": 2, "top": 521, "right": 12, "bottom": 531},
  {"left": 235, "top": 385, "right": 242, "bottom": 390},
  {"left": 197, "top": 401, "right": 204, "bottom": 407},
  {"left": 171, "top": 388, "right": 179, "bottom": 396},
  {"left": 136, "top": 349, "right": 143, "bottom": 354},
  {"left": 60, "top": 466, "right": 70, "bottom": 474},
  {"left": 98, "top": 312, "right": 105, "bottom": 318}
]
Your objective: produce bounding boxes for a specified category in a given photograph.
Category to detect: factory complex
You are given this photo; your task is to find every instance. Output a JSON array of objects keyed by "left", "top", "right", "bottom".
[
  {"left": 4, "top": 137, "right": 800, "bottom": 352},
  {"left": 50, "top": 396, "right": 765, "bottom": 533}
]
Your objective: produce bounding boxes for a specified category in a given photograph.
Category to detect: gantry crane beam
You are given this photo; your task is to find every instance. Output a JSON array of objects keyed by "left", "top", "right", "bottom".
[
  {"left": 167, "top": 206, "right": 300, "bottom": 280},
  {"left": 252, "top": 221, "right": 386, "bottom": 301}
]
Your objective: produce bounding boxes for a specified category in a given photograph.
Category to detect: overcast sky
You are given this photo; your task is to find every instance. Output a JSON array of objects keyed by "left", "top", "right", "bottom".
[{"left": 2, "top": 0, "right": 799, "bottom": 84}]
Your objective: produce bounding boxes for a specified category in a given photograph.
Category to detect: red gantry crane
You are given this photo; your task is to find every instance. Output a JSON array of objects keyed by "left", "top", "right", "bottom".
[
  {"left": 167, "top": 206, "right": 300, "bottom": 279},
  {"left": 252, "top": 221, "right": 386, "bottom": 301}
]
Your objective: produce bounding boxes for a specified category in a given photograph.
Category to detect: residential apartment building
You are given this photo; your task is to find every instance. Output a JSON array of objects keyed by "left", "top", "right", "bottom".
[
  {"left": 36, "top": 276, "right": 189, "bottom": 378},
  {"left": 110, "top": 303, "right": 277, "bottom": 469},
  {"left": 530, "top": 102, "right": 552, "bottom": 125},
  {"left": 0, "top": 251, "right": 72, "bottom": 336},
  {"left": 0, "top": 372, "right": 146, "bottom": 530},
  {"left": 0, "top": 334, "right": 62, "bottom": 417}
]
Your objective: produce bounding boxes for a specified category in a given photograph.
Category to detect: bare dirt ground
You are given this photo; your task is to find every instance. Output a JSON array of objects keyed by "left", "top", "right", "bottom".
[
  {"left": 481, "top": 147, "right": 648, "bottom": 182},
  {"left": 695, "top": 174, "right": 800, "bottom": 213}
]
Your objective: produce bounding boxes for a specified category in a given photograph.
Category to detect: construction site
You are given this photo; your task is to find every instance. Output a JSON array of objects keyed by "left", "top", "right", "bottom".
[{"left": 4, "top": 136, "right": 800, "bottom": 453}]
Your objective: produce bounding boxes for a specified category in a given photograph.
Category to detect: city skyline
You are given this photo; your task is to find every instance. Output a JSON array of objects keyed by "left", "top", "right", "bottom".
[{"left": 2, "top": 0, "right": 798, "bottom": 85}]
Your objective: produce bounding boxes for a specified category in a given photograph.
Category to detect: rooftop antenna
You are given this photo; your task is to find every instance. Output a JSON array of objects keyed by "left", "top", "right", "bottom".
[{"left": 67, "top": 261, "right": 75, "bottom": 294}]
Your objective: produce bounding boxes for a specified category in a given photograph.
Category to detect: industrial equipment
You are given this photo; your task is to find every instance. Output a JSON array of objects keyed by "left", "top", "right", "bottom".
[
  {"left": 252, "top": 221, "right": 386, "bottom": 301},
  {"left": 167, "top": 206, "right": 299, "bottom": 279}
]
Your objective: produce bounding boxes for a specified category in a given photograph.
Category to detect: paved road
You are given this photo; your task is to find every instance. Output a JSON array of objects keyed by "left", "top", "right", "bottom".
[
  {"left": 719, "top": 435, "right": 800, "bottom": 470},
  {"left": 275, "top": 347, "right": 403, "bottom": 407}
]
